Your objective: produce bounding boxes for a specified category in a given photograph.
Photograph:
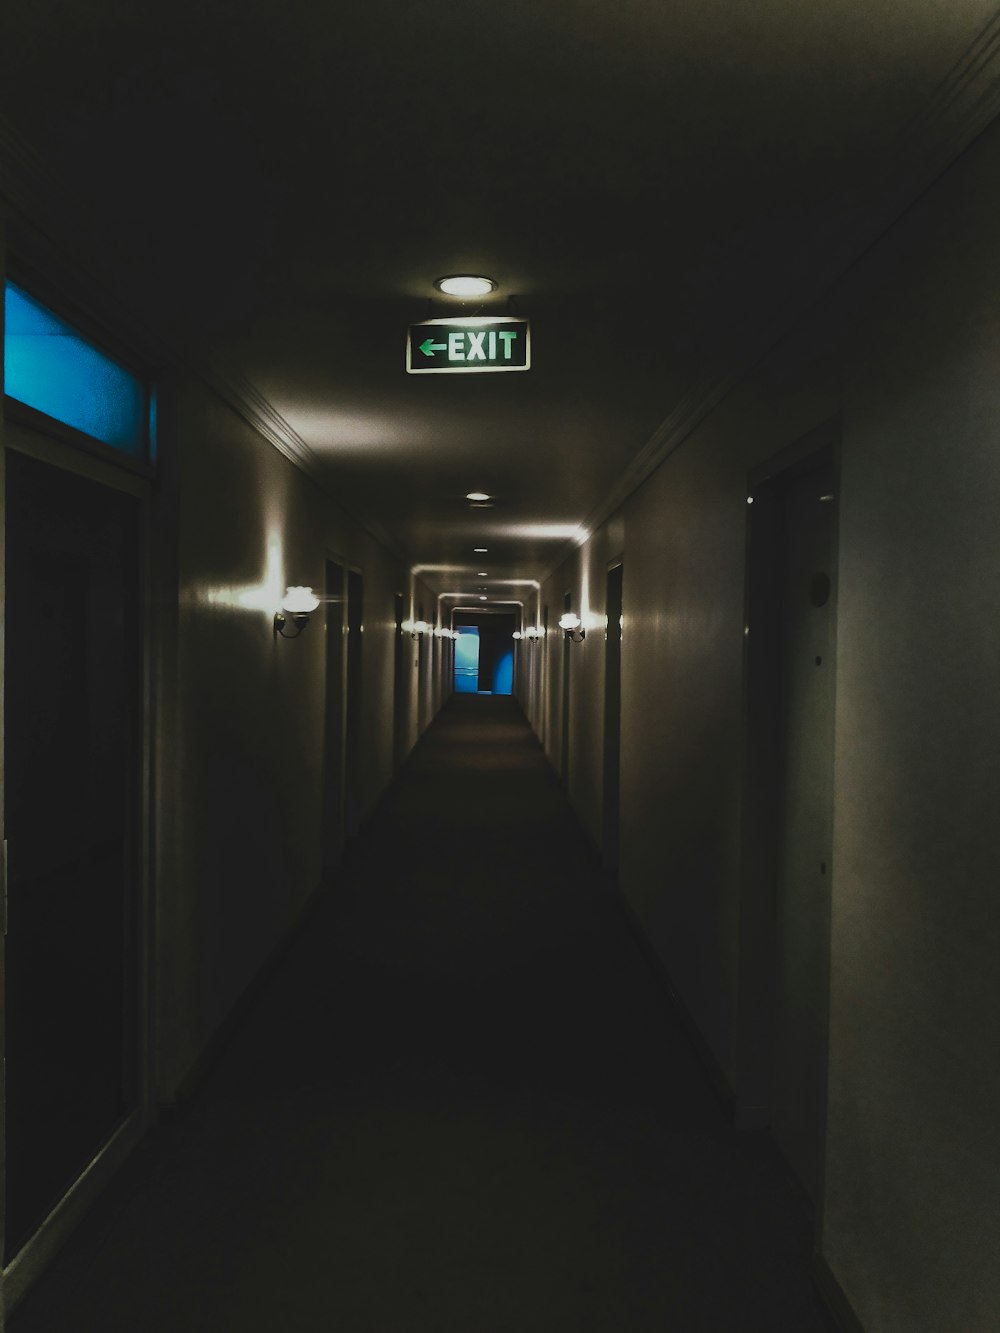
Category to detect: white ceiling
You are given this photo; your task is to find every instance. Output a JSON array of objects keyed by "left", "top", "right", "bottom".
[{"left": 1, "top": 0, "right": 997, "bottom": 599}]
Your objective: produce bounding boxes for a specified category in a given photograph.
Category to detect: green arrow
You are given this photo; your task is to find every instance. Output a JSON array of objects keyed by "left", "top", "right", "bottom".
[{"left": 419, "top": 337, "right": 447, "bottom": 357}]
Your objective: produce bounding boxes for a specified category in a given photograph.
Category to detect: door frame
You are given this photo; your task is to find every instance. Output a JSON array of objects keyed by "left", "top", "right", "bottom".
[
  {"left": 735, "top": 417, "right": 840, "bottom": 1219},
  {"left": 0, "top": 414, "right": 155, "bottom": 1318}
]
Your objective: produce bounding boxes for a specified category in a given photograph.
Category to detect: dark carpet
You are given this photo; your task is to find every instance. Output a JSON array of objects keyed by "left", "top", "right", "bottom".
[{"left": 10, "top": 695, "right": 836, "bottom": 1332}]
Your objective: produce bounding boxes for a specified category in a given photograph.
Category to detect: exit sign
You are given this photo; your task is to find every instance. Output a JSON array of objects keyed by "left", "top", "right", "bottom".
[{"left": 406, "top": 318, "right": 530, "bottom": 374}]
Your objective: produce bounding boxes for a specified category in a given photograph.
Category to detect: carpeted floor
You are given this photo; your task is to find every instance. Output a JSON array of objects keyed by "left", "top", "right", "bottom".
[{"left": 10, "top": 695, "right": 837, "bottom": 1332}]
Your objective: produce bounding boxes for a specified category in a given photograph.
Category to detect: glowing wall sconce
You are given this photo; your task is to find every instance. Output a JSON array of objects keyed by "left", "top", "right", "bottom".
[
  {"left": 512, "top": 630, "right": 522, "bottom": 640},
  {"left": 407, "top": 620, "right": 457, "bottom": 641},
  {"left": 559, "top": 611, "right": 586, "bottom": 643},
  {"left": 274, "top": 586, "right": 320, "bottom": 639}
]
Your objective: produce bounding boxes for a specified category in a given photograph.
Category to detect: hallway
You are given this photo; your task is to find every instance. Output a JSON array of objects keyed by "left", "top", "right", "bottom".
[{"left": 11, "top": 696, "right": 833, "bottom": 1332}]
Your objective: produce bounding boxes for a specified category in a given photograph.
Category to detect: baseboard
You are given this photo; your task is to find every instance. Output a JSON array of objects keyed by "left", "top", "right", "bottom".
[
  {"left": 812, "top": 1253, "right": 867, "bottom": 1333},
  {"left": 609, "top": 885, "right": 737, "bottom": 1121},
  {"left": 158, "top": 872, "right": 335, "bottom": 1120}
]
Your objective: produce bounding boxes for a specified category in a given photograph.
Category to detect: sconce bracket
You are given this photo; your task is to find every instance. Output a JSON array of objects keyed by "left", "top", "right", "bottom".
[
  {"left": 564, "top": 627, "right": 586, "bottom": 643},
  {"left": 274, "top": 611, "right": 311, "bottom": 640}
]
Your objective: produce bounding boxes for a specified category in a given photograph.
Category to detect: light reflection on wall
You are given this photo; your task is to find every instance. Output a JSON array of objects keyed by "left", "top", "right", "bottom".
[
  {"left": 194, "top": 527, "right": 286, "bottom": 615},
  {"left": 580, "top": 555, "right": 591, "bottom": 630},
  {"left": 496, "top": 524, "right": 589, "bottom": 543},
  {"left": 287, "top": 409, "right": 413, "bottom": 454}
]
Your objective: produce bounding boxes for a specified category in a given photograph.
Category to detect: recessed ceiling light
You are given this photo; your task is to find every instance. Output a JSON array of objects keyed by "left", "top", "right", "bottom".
[
  {"left": 477, "top": 571, "right": 488, "bottom": 576},
  {"left": 466, "top": 491, "right": 491, "bottom": 502},
  {"left": 474, "top": 548, "right": 488, "bottom": 553},
  {"left": 479, "top": 595, "right": 488, "bottom": 601},
  {"left": 436, "top": 275, "right": 497, "bottom": 298}
]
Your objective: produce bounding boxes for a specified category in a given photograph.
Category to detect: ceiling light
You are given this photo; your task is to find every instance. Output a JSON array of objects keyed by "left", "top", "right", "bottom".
[
  {"left": 436, "top": 275, "right": 496, "bottom": 298},
  {"left": 479, "top": 595, "right": 487, "bottom": 601},
  {"left": 477, "top": 571, "right": 488, "bottom": 576},
  {"left": 466, "top": 491, "right": 491, "bottom": 502},
  {"left": 474, "top": 548, "right": 487, "bottom": 553}
]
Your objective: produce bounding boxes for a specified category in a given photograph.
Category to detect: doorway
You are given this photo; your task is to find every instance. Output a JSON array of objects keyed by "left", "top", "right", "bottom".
[
  {"left": 743, "top": 445, "right": 838, "bottom": 1212},
  {"left": 452, "top": 613, "right": 514, "bottom": 694},
  {"left": 4, "top": 446, "right": 143, "bottom": 1260}
]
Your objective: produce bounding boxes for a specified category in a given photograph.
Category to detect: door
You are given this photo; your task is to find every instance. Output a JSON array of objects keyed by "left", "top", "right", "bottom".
[
  {"left": 475, "top": 615, "right": 514, "bottom": 694},
  {"left": 560, "top": 592, "right": 571, "bottom": 785},
  {"left": 322, "top": 561, "right": 345, "bottom": 868},
  {"left": 603, "top": 563, "right": 623, "bottom": 874},
  {"left": 4, "top": 447, "right": 142, "bottom": 1259},
  {"left": 344, "top": 570, "right": 363, "bottom": 838},
  {"left": 454, "top": 628, "right": 480, "bottom": 693},
  {"left": 392, "top": 592, "right": 406, "bottom": 771},
  {"left": 771, "top": 461, "right": 837, "bottom": 1208}
]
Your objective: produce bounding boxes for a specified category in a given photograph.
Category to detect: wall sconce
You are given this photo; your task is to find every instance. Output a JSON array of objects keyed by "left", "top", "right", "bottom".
[
  {"left": 559, "top": 611, "right": 586, "bottom": 642},
  {"left": 274, "top": 586, "right": 320, "bottom": 639},
  {"left": 512, "top": 630, "right": 522, "bottom": 640}
]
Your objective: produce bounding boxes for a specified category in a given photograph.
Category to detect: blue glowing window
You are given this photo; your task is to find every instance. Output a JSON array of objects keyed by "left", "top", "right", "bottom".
[{"left": 4, "top": 282, "right": 150, "bottom": 458}]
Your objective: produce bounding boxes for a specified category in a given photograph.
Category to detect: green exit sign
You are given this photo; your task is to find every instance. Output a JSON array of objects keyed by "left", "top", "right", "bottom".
[{"left": 406, "top": 318, "right": 530, "bottom": 374}]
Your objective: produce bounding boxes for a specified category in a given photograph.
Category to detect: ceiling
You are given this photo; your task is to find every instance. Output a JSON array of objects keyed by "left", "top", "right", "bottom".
[{"left": 0, "top": 0, "right": 996, "bottom": 604}]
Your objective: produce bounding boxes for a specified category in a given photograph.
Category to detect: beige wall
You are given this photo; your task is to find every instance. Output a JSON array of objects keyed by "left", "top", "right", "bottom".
[
  {"left": 824, "top": 112, "right": 1000, "bottom": 1332},
  {"left": 155, "top": 376, "right": 437, "bottom": 1099},
  {"left": 522, "top": 114, "right": 1000, "bottom": 1333}
]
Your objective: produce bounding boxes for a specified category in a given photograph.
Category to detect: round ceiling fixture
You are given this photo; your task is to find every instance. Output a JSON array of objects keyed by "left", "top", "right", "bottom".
[
  {"left": 466, "top": 491, "right": 492, "bottom": 502},
  {"left": 436, "top": 275, "right": 496, "bottom": 298},
  {"left": 474, "top": 548, "right": 488, "bottom": 553}
]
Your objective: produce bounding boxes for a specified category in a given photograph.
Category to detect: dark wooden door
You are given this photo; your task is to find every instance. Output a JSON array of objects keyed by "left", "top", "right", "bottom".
[{"left": 4, "top": 449, "right": 141, "bottom": 1258}]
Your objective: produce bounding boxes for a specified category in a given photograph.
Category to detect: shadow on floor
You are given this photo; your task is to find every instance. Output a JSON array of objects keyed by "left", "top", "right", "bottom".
[{"left": 10, "top": 695, "right": 837, "bottom": 1332}]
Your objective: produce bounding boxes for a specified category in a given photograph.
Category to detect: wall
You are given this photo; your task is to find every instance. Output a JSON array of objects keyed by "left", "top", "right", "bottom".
[
  {"left": 523, "top": 116, "right": 1000, "bottom": 1333},
  {"left": 823, "top": 116, "right": 1000, "bottom": 1332},
  {"left": 153, "top": 377, "right": 436, "bottom": 1101}
]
